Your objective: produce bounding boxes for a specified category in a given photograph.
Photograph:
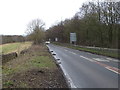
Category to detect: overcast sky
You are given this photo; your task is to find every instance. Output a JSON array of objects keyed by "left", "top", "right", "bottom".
[{"left": 0, "top": 0, "right": 89, "bottom": 35}]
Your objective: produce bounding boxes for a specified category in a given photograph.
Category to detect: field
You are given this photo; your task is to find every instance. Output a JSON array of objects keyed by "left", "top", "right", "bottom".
[
  {"left": 0, "top": 42, "right": 32, "bottom": 54},
  {"left": 2, "top": 44, "right": 68, "bottom": 88}
]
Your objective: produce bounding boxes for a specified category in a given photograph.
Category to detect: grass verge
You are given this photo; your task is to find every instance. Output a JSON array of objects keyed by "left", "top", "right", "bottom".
[
  {"left": 53, "top": 42, "right": 119, "bottom": 59},
  {"left": 2, "top": 44, "right": 67, "bottom": 88}
]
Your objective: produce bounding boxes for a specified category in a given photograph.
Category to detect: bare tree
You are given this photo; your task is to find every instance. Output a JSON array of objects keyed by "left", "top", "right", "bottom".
[{"left": 26, "top": 19, "right": 45, "bottom": 44}]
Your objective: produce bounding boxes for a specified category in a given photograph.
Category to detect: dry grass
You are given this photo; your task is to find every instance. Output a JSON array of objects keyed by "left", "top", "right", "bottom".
[
  {"left": 1, "top": 42, "right": 32, "bottom": 54},
  {"left": 2, "top": 44, "right": 66, "bottom": 88},
  {"left": 2, "top": 44, "right": 56, "bottom": 75}
]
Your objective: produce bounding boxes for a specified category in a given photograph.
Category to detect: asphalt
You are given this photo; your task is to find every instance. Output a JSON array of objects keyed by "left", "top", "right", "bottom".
[{"left": 47, "top": 44, "right": 119, "bottom": 88}]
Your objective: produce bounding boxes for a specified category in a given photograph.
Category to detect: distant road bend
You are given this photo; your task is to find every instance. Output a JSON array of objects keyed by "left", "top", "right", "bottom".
[{"left": 47, "top": 44, "right": 119, "bottom": 88}]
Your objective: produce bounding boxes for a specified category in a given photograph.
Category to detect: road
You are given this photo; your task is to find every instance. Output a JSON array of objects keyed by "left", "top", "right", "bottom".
[{"left": 47, "top": 44, "right": 119, "bottom": 88}]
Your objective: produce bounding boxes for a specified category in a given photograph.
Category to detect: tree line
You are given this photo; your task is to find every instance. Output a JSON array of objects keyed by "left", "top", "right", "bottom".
[
  {"left": 26, "top": 1, "right": 120, "bottom": 49},
  {"left": 1, "top": 35, "right": 25, "bottom": 44},
  {"left": 45, "top": 1, "right": 120, "bottom": 49}
]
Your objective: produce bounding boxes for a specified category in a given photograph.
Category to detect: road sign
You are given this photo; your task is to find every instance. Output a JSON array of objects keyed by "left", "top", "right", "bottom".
[
  {"left": 70, "top": 33, "right": 76, "bottom": 44},
  {"left": 55, "top": 37, "right": 58, "bottom": 41}
]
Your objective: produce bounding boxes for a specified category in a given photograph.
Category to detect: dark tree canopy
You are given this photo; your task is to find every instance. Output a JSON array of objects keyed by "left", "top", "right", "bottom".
[{"left": 46, "top": 1, "right": 120, "bottom": 49}]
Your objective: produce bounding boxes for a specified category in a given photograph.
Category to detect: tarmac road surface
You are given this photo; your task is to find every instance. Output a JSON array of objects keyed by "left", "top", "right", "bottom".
[{"left": 47, "top": 44, "right": 119, "bottom": 88}]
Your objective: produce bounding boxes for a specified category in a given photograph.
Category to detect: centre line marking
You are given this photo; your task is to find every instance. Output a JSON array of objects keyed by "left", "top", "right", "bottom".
[
  {"left": 68, "top": 51, "right": 77, "bottom": 55},
  {"left": 106, "top": 58, "right": 119, "bottom": 62},
  {"left": 95, "top": 61, "right": 120, "bottom": 74},
  {"left": 80, "top": 55, "right": 94, "bottom": 62},
  {"left": 64, "top": 49, "right": 68, "bottom": 51},
  {"left": 80, "top": 55, "right": 120, "bottom": 74},
  {"left": 71, "top": 52, "right": 77, "bottom": 55},
  {"left": 105, "top": 67, "right": 119, "bottom": 74},
  {"left": 93, "top": 58, "right": 109, "bottom": 62}
]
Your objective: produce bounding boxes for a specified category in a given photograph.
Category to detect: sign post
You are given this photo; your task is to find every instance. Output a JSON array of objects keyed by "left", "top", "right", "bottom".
[{"left": 70, "top": 33, "right": 77, "bottom": 45}]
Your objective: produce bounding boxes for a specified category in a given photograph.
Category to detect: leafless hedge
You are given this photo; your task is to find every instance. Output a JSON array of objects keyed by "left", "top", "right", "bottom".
[{"left": 2, "top": 52, "right": 18, "bottom": 63}]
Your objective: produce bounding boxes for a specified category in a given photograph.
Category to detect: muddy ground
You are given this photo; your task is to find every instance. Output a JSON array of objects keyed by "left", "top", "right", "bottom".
[{"left": 6, "top": 68, "right": 68, "bottom": 88}]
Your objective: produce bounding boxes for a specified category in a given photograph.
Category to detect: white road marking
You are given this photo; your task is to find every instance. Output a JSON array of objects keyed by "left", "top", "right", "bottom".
[
  {"left": 60, "top": 64, "right": 77, "bottom": 88},
  {"left": 80, "top": 56, "right": 120, "bottom": 75},
  {"left": 64, "top": 49, "right": 69, "bottom": 52},
  {"left": 70, "top": 52, "right": 77, "bottom": 55},
  {"left": 64, "top": 49, "right": 77, "bottom": 55},
  {"left": 106, "top": 58, "right": 119, "bottom": 62},
  {"left": 93, "top": 58, "right": 109, "bottom": 62},
  {"left": 106, "top": 58, "right": 112, "bottom": 60},
  {"left": 80, "top": 55, "right": 94, "bottom": 62},
  {"left": 105, "top": 67, "right": 119, "bottom": 74}
]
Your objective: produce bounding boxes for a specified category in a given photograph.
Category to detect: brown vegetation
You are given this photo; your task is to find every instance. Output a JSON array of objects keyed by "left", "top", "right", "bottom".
[{"left": 2, "top": 44, "right": 68, "bottom": 88}]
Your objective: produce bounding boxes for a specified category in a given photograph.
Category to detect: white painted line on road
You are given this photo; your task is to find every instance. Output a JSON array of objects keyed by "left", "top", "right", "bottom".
[
  {"left": 80, "top": 55, "right": 120, "bottom": 75},
  {"left": 64, "top": 49, "right": 77, "bottom": 55},
  {"left": 80, "top": 55, "right": 94, "bottom": 62},
  {"left": 106, "top": 58, "right": 112, "bottom": 60},
  {"left": 64, "top": 49, "right": 69, "bottom": 52},
  {"left": 60, "top": 64, "right": 77, "bottom": 88},
  {"left": 65, "top": 50, "right": 78, "bottom": 55},
  {"left": 64, "top": 48, "right": 78, "bottom": 55},
  {"left": 95, "top": 61, "right": 120, "bottom": 75},
  {"left": 93, "top": 58, "right": 109, "bottom": 62},
  {"left": 48, "top": 47, "right": 77, "bottom": 88},
  {"left": 70, "top": 52, "right": 77, "bottom": 55},
  {"left": 105, "top": 67, "right": 120, "bottom": 74},
  {"left": 106, "top": 58, "right": 119, "bottom": 62}
]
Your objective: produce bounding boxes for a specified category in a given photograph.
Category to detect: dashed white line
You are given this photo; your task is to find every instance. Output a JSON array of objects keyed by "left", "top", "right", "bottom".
[
  {"left": 64, "top": 49, "right": 69, "bottom": 52},
  {"left": 80, "top": 56, "right": 120, "bottom": 74},
  {"left": 80, "top": 55, "right": 94, "bottom": 62},
  {"left": 64, "top": 49, "right": 77, "bottom": 55},
  {"left": 93, "top": 58, "right": 109, "bottom": 62},
  {"left": 70, "top": 52, "right": 77, "bottom": 55},
  {"left": 106, "top": 58, "right": 119, "bottom": 62},
  {"left": 52, "top": 46, "right": 120, "bottom": 75}
]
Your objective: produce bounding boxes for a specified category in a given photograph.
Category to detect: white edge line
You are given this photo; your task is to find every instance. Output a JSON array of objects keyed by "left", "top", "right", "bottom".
[
  {"left": 47, "top": 46, "right": 77, "bottom": 88},
  {"left": 60, "top": 64, "right": 77, "bottom": 88}
]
